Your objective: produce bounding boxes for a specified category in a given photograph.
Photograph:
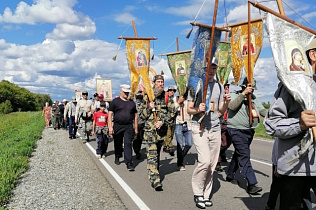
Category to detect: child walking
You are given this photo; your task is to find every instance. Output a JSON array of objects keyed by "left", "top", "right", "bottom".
[{"left": 92, "top": 101, "right": 109, "bottom": 159}]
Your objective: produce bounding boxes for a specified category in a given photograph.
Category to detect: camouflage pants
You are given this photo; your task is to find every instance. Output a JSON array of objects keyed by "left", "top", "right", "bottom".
[
  {"left": 53, "top": 115, "right": 61, "bottom": 129},
  {"left": 163, "top": 124, "right": 175, "bottom": 150},
  {"left": 144, "top": 130, "right": 164, "bottom": 188},
  {"left": 77, "top": 118, "right": 92, "bottom": 140}
]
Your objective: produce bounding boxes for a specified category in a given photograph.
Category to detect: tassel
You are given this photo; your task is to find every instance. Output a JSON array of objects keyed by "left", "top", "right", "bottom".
[
  {"left": 112, "top": 55, "right": 117, "bottom": 61},
  {"left": 186, "top": 27, "right": 193, "bottom": 39},
  {"left": 151, "top": 54, "right": 154, "bottom": 60},
  {"left": 161, "top": 70, "right": 164, "bottom": 75}
]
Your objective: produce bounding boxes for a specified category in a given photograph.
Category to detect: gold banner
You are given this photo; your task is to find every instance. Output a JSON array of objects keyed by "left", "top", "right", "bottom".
[
  {"left": 230, "top": 20, "right": 262, "bottom": 84},
  {"left": 126, "top": 40, "right": 154, "bottom": 101}
]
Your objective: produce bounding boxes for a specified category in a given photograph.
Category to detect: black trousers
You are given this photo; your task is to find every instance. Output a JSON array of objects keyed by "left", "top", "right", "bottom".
[
  {"left": 267, "top": 165, "right": 281, "bottom": 208},
  {"left": 133, "top": 123, "right": 145, "bottom": 155},
  {"left": 279, "top": 175, "right": 313, "bottom": 210},
  {"left": 113, "top": 124, "right": 134, "bottom": 165}
]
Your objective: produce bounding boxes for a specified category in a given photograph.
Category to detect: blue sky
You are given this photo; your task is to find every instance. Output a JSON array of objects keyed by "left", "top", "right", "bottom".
[{"left": 0, "top": 0, "right": 315, "bottom": 103}]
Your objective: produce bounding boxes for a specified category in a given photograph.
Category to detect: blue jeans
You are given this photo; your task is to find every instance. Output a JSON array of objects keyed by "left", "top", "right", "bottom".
[
  {"left": 226, "top": 127, "right": 257, "bottom": 185},
  {"left": 68, "top": 116, "right": 77, "bottom": 137},
  {"left": 175, "top": 124, "right": 192, "bottom": 167}
]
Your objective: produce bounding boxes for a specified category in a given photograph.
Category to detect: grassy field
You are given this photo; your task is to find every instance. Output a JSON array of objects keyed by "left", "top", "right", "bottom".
[
  {"left": 254, "top": 117, "right": 274, "bottom": 140},
  {"left": 0, "top": 111, "right": 45, "bottom": 208}
]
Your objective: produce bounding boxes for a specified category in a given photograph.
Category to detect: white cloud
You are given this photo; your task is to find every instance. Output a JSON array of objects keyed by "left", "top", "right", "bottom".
[
  {"left": 164, "top": 0, "right": 214, "bottom": 20},
  {"left": 0, "top": 0, "right": 96, "bottom": 40},
  {"left": 0, "top": 0, "right": 79, "bottom": 24}
]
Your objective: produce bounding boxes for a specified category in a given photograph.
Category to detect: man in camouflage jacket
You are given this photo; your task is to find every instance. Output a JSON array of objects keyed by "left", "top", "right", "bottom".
[{"left": 139, "top": 75, "right": 176, "bottom": 191}]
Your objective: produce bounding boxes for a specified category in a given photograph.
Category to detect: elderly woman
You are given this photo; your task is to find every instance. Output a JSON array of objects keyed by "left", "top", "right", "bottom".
[{"left": 42, "top": 102, "right": 51, "bottom": 127}]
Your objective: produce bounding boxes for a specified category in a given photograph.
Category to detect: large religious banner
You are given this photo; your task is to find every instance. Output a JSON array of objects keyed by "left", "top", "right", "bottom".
[
  {"left": 188, "top": 27, "right": 221, "bottom": 112},
  {"left": 96, "top": 78, "right": 112, "bottom": 101},
  {"left": 167, "top": 50, "right": 191, "bottom": 96},
  {"left": 230, "top": 20, "right": 263, "bottom": 84},
  {"left": 126, "top": 40, "right": 154, "bottom": 101},
  {"left": 215, "top": 42, "right": 232, "bottom": 84},
  {"left": 75, "top": 90, "right": 82, "bottom": 102},
  {"left": 264, "top": 12, "right": 315, "bottom": 164}
]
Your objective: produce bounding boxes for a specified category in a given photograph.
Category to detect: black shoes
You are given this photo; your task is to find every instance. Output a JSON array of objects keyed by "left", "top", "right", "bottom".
[
  {"left": 247, "top": 184, "right": 262, "bottom": 194},
  {"left": 226, "top": 177, "right": 239, "bottom": 185},
  {"left": 215, "top": 163, "right": 223, "bottom": 172},
  {"left": 114, "top": 157, "right": 120, "bottom": 165},
  {"left": 194, "top": 195, "right": 205, "bottom": 209},
  {"left": 151, "top": 183, "right": 163, "bottom": 191},
  {"left": 163, "top": 146, "right": 168, "bottom": 153},
  {"left": 127, "top": 164, "right": 135, "bottom": 171},
  {"left": 169, "top": 150, "right": 175, "bottom": 156}
]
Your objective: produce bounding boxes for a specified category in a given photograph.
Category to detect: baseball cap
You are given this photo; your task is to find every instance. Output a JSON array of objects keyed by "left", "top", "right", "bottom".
[
  {"left": 63, "top": 99, "right": 67, "bottom": 102},
  {"left": 305, "top": 39, "right": 316, "bottom": 64},
  {"left": 167, "top": 85, "right": 177, "bottom": 92},
  {"left": 93, "top": 93, "right": 99, "bottom": 97},
  {"left": 121, "top": 84, "right": 131, "bottom": 92},
  {"left": 240, "top": 77, "right": 257, "bottom": 89},
  {"left": 211, "top": 57, "right": 218, "bottom": 66},
  {"left": 99, "top": 94, "right": 104, "bottom": 98}
]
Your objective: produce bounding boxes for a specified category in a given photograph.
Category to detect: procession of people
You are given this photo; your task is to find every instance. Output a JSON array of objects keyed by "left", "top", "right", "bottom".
[{"left": 41, "top": 35, "right": 316, "bottom": 209}]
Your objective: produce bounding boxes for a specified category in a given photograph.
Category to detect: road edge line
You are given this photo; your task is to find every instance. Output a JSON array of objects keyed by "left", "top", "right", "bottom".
[{"left": 86, "top": 143, "right": 150, "bottom": 210}]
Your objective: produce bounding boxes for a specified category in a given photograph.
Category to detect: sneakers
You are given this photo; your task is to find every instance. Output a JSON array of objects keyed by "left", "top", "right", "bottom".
[
  {"left": 114, "top": 157, "right": 120, "bottom": 165},
  {"left": 226, "top": 177, "right": 239, "bottom": 185},
  {"left": 204, "top": 198, "right": 213, "bottom": 207},
  {"left": 247, "top": 184, "right": 262, "bottom": 194},
  {"left": 215, "top": 163, "right": 223, "bottom": 172},
  {"left": 127, "top": 164, "right": 135, "bottom": 171},
  {"left": 194, "top": 195, "right": 205, "bottom": 209},
  {"left": 97, "top": 154, "right": 101, "bottom": 159},
  {"left": 151, "top": 183, "right": 163, "bottom": 191},
  {"left": 178, "top": 166, "right": 186, "bottom": 171}
]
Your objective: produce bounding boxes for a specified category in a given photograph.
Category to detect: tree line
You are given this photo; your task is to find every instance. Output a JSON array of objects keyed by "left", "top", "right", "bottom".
[{"left": 0, "top": 80, "right": 52, "bottom": 114}]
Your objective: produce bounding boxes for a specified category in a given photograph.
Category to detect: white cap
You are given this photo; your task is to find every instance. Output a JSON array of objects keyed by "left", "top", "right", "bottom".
[
  {"left": 63, "top": 99, "right": 67, "bottom": 102},
  {"left": 211, "top": 57, "right": 218, "bottom": 66},
  {"left": 121, "top": 84, "right": 131, "bottom": 92}
]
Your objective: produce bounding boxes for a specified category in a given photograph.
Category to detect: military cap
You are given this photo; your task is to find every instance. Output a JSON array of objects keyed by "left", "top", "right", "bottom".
[{"left": 153, "top": 75, "right": 164, "bottom": 82}]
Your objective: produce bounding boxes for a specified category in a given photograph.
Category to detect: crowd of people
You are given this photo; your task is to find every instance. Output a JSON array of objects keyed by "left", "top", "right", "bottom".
[{"left": 40, "top": 40, "right": 316, "bottom": 209}]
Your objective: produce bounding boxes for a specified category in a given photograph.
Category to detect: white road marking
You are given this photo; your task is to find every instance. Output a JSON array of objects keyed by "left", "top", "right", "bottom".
[
  {"left": 86, "top": 143, "right": 150, "bottom": 210},
  {"left": 250, "top": 158, "right": 272, "bottom": 167}
]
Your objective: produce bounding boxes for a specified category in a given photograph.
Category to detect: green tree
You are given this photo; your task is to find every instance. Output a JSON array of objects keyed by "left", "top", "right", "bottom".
[{"left": 0, "top": 100, "right": 13, "bottom": 114}]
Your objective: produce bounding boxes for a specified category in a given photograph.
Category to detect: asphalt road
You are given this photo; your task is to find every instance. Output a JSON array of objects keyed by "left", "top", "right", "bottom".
[{"left": 82, "top": 136, "right": 314, "bottom": 210}]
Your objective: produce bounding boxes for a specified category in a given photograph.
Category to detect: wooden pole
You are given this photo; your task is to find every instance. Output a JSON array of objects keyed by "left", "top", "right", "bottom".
[
  {"left": 222, "top": 18, "right": 263, "bottom": 28},
  {"left": 190, "top": 22, "right": 228, "bottom": 31},
  {"left": 132, "top": 20, "right": 138, "bottom": 38},
  {"left": 200, "top": 0, "right": 219, "bottom": 130},
  {"left": 175, "top": 37, "right": 185, "bottom": 121},
  {"left": 247, "top": 2, "right": 253, "bottom": 125},
  {"left": 249, "top": 1, "right": 316, "bottom": 35},
  {"left": 276, "top": 0, "right": 285, "bottom": 16}
]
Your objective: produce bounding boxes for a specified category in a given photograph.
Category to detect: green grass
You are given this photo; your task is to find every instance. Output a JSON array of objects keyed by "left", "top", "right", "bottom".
[
  {"left": 254, "top": 117, "right": 274, "bottom": 140},
  {"left": 0, "top": 111, "right": 45, "bottom": 208}
]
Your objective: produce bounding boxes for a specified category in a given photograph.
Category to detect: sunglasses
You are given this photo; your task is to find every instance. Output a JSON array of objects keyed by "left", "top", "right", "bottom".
[{"left": 168, "top": 89, "right": 176, "bottom": 92}]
